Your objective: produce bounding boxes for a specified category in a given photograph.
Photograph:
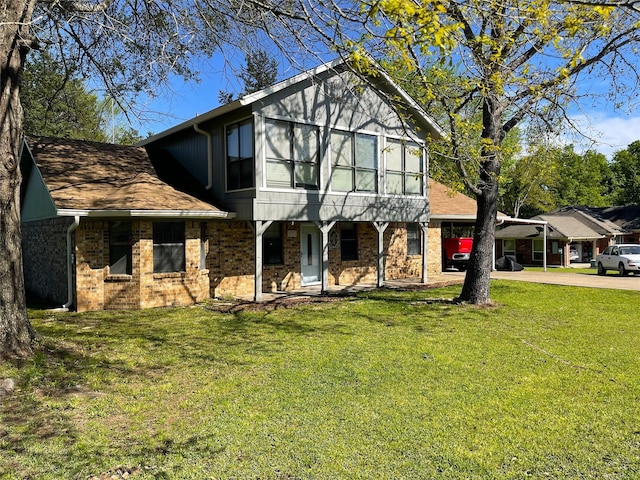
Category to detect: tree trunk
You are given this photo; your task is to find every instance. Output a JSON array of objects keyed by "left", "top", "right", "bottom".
[
  {"left": 458, "top": 178, "right": 499, "bottom": 304},
  {"left": 0, "top": 0, "right": 37, "bottom": 359},
  {"left": 458, "top": 96, "right": 502, "bottom": 305}
]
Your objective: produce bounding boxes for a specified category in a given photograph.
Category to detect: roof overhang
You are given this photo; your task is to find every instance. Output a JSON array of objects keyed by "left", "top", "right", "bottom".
[{"left": 56, "top": 209, "right": 236, "bottom": 219}]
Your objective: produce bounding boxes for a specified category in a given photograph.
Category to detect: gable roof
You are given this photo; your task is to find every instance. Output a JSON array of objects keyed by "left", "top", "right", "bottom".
[
  {"left": 22, "top": 136, "right": 233, "bottom": 219},
  {"left": 139, "top": 58, "right": 445, "bottom": 146},
  {"left": 559, "top": 205, "right": 640, "bottom": 232}
]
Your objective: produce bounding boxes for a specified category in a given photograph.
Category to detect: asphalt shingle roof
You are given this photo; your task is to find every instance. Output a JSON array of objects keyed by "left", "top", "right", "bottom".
[{"left": 28, "top": 136, "right": 227, "bottom": 214}]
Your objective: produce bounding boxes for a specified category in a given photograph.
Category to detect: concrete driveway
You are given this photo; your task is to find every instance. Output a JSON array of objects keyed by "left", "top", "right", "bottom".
[{"left": 438, "top": 269, "right": 640, "bottom": 291}]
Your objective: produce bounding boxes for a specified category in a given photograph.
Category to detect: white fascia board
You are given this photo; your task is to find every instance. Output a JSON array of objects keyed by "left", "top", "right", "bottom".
[{"left": 57, "top": 209, "right": 236, "bottom": 219}]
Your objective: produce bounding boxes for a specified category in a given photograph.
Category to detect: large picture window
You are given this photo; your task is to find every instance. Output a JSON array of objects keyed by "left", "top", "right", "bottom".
[
  {"left": 386, "top": 139, "right": 424, "bottom": 195},
  {"left": 153, "top": 222, "right": 185, "bottom": 273},
  {"left": 331, "top": 131, "right": 377, "bottom": 193},
  {"left": 265, "top": 119, "right": 319, "bottom": 189},
  {"left": 227, "top": 119, "right": 254, "bottom": 190},
  {"left": 340, "top": 222, "right": 358, "bottom": 261},
  {"left": 263, "top": 223, "right": 283, "bottom": 265},
  {"left": 109, "top": 221, "right": 132, "bottom": 275}
]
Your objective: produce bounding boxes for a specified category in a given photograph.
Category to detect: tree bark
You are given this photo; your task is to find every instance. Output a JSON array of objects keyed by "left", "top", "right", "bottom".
[
  {"left": 0, "top": 0, "right": 38, "bottom": 359},
  {"left": 458, "top": 96, "right": 502, "bottom": 305},
  {"left": 458, "top": 178, "right": 499, "bottom": 304}
]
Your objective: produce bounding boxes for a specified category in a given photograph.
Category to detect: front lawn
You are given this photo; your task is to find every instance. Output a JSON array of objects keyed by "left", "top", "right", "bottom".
[{"left": 1, "top": 281, "right": 639, "bottom": 479}]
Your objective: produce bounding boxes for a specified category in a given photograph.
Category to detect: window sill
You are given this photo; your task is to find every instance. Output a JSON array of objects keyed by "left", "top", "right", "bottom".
[
  {"left": 106, "top": 274, "right": 132, "bottom": 282},
  {"left": 153, "top": 272, "right": 186, "bottom": 279}
]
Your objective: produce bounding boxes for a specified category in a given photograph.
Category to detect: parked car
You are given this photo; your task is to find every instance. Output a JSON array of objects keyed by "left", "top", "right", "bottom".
[
  {"left": 569, "top": 247, "right": 580, "bottom": 262},
  {"left": 596, "top": 244, "right": 640, "bottom": 276}
]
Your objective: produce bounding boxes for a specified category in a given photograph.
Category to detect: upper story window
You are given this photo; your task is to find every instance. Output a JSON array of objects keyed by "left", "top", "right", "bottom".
[
  {"left": 153, "top": 221, "right": 185, "bottom": 273},
  {"left": 226, "top": 119, "right": 254, "bottom": 190},
  {"left": 386, "top": 139, "right": 424, "bottom": 195},
  {"left": 331, "top": 130, "right": 378, "bottom": 193},
  {"left": 265, "top": 119, "right": 319, "bottom": 189}
]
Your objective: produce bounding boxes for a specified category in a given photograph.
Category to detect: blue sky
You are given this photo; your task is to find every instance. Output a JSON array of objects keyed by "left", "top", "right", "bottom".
[{"left": 132, "top": 57, "right": 640, "bottom": 161}]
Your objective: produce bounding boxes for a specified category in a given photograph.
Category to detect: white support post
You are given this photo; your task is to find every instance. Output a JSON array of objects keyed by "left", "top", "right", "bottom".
[
  {"left": 543, "top": 224, "right": 548, "bottom": 272},
  {"left": 253, "top": 220, "right": 273, "bottom": 302},
  {"left": 373, "top": 222, "right": 389, "bottom": 288},
  {"left": 420, "top": 222, "right": 429, "bottom": 284},
  {"left": 315, "top": 221, "right": 336, "bottom": 294}
]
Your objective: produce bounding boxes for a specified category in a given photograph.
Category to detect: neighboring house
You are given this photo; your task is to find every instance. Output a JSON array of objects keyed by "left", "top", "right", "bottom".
[
  {"left": 495, "top": 206, "right": 629, "bottom": 266},
  {"left": 21, "top": 58, "right": 487, "bottom": 311}
]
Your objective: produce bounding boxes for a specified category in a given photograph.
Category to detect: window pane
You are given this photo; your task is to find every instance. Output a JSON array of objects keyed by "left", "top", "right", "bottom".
[
  {"left": 355, "top": 134, "right": 377, "bottom": 169},
  {"left": 387, "top": 172, "right": 403, "bottom": 194},
  {"left": 503, "top": 239, "right": 515, "bottom": 253},
  {"left": 153, "top": 245, "right": 185, "bottom": 273},
  {"left": 263, "top": 223, "right": 283, "bottom": 265},
  {"left": 331, "top": 131, "right": 352, "bottom": 167},
  {"left": 355, "top": 169, "right": 376, "bottom": 192},
  {"left": 266, "top": 159, "right": 292, "bottom": 188},
  {"left": 226, "top": 124, "right": 238, "bottom": 160},
  {"left": 227, "top": 120, "right": 254, "bottom": 190},
  {"left": 294, "top": 124, "right": 318, "bottom": 162},
  {"left": 405, "top": 143, "right": 423, "bottom": 172},
  {"left": 341, "top": 223, "right": 358, "bottom": 261},
  {"left": 239, "top": 120, "right": 253, "bottom": 159},
  {"left": 110, "top": 221, "right": 132, "bottom": 275},
  {"left": 386, "top": 140, "right": 402, "bottom": 171},
  {"left": 405, "top": 173, "right": 422, "bottom": 195},
  {"left": 295, "top": 162, "right": 318, "bottom": 188},
  {"left": 266, "top": 119, "right": 290, "bottom": 160},
  {"left": 407, "top": 224, "right": 421, "bottom": 256},
  {"left": 332, "top": 167, "right": 353, "bottom": 192},
  {"left": 153, "top": 222, "right": 185, "bottom": 273}
]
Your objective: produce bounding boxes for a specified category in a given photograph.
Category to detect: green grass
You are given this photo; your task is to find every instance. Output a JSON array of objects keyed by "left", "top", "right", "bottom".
[{"left": 2, "top": 281, "right": 640, "bottom": 479}]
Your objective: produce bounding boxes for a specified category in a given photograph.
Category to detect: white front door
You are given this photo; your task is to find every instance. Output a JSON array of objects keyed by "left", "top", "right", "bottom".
[{"left": 300, "top": 224, "right": 321, "bottom": 285}]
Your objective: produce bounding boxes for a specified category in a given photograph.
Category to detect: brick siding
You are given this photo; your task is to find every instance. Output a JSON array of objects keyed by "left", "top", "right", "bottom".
[{"left": 22, "top": 217, "right": 74, "bottom": 305}]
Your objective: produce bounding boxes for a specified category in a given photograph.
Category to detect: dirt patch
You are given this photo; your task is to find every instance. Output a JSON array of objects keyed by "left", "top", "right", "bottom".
[{"left": 206, "top": 279, "right": 463, "bottom": 314}]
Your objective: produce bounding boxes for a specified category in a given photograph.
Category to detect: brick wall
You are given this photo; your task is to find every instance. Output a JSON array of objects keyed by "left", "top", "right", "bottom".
[
  {"left": 22, "top": 217, "right": 73, "bottom": 305},
  {"left": 206, "top": 220, "right": 444, "bottom": 298},
  {"left": 74, "top": 219, "right": 209, "bottom": 311}
]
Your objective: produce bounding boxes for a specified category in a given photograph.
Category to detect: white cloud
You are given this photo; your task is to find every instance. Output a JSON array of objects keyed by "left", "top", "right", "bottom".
[{"left": 568, "top": 113, "right": 640, "bottom": 159}]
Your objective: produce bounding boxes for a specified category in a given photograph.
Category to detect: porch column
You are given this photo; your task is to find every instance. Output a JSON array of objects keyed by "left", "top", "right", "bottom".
[
  {"left": 420, "top": 222, "right": 429, "bottom": 284},
  {"left": 315, "top": 221, "right": 336, "bottom": 294},
  {"left": 373, "top": 222, "right": 389, "bottom": 288},
  {"left": 543, "top": 224, "right": 548, "bottom": 272},
  {"left": 253, "top": 220, "right": 273, "bottom": 302}
]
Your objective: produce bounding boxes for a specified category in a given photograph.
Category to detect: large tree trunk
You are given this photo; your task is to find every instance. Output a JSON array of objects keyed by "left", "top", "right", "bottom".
[
  {"left": 0, "top": 0, "right": 37, "bottom": 359},
  {"left": 458, "top": 96, "right": 502, "bottom": 305},
  {"left": 458, "top": 179, "right": 499, "bottom": 304}
]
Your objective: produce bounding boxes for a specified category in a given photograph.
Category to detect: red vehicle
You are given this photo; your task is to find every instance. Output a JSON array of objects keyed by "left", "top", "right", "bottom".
[{"left": 442, "top": 237, "right": 473, "bottom": 271}]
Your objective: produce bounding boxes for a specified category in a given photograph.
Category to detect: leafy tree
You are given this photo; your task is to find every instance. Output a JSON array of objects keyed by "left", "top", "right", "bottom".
[
  {"left": 218, "top": 49, "right": 278, "bottom": 103},
  {"left": 552, "top": 146, "right": 613, "bottom": 207},
  {"left": 611, "top": 140, "right": 640, "bottom": 204},
  {"left": 500, "top": 144, "right": 559, "bottom": 218},
  {"left": 21, "top": 50, "right": 141, "bottom": 144},
  {"left": 325, "top": 1, "right": 640, "bottom": 304}
]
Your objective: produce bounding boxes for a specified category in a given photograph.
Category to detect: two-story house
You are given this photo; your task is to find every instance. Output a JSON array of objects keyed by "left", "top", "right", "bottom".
[
  {"left": 141, "top": 59, "right": 445, "bottom": 301},
  {"left": 20, "top": 58, "right": 452, "bottom": 311}
]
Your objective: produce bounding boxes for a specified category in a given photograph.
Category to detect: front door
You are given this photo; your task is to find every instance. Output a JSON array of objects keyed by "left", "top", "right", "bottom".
[{"left": 300, "top": 224, "right": 321, "bottom": 286}]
